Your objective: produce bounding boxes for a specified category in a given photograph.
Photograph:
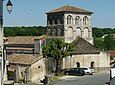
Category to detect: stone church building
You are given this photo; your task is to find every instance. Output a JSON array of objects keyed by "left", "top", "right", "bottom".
[{"left": 45, "top": 5, "right": 110, "bottom": 72}]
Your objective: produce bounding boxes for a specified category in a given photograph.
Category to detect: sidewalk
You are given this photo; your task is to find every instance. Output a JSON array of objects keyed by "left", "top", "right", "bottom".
[{"left": 14, "top": 83, "right": 42, "bottom": 85}]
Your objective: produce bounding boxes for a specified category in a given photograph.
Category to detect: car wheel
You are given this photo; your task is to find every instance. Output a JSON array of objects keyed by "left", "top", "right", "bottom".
[{"left": 87, "top": 72, "right": 90, "bottom": 75}]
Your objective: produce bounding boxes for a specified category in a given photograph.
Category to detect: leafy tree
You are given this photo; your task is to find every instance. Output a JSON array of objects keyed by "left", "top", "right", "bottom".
[
  {"left": 104, "top": 35, "right": 115, "bottom": 51},
  {"left": 103, "top": 28, "right": 113, "bottom": 34},
  {"left": 42, "top": 38, "right": 74, "bottom": 75},
  {"left": 4, "top": 26, "right": 47, "bottom": 36},
  {"left": 94, "top": 37, "right": 104, "bottom": 50},
  {"left": 92, "top": 27, "right": 104, "bottom": 38}
]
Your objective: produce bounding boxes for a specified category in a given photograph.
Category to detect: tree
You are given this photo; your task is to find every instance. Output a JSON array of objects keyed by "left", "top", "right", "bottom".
[
  {"left": 94, "top": 37, "right": 104, "bottom": 50},
  {"left": 42, "top": 38, "right": 74, "bottom": 75},
  {"left": 104, "top": 35, "right": 115, "bottom": 51},
  {"left": 92, "top": 27, "right": 104, "bottom": 38}
]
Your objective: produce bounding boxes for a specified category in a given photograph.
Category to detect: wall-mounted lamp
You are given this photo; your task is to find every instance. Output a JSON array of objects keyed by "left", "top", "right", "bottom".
[{"left": 6, "top": 0, "right": 13, "bottom": 14}]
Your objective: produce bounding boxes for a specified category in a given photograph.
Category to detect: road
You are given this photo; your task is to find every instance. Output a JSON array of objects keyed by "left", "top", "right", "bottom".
[
  {"left": 0, "top": 69, "right": 1, "bottom": 84},
  {"left": 48, "top": 73, "right": 110, "bottom": 85}
]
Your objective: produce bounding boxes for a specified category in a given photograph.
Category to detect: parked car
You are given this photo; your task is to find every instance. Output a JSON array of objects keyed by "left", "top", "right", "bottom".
[
  {"left": 64, "top": 68, "right": 85, "bottom": 76},
  {"left": 81, "top": 67, "right": 94, "bottom": 75}
]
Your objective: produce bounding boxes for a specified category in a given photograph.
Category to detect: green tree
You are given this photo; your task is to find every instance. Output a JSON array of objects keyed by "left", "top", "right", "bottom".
[
  {"left": 94, "top": 37, "right": 104, "bottom": 50},
  {"left": 92, "top": 27, "right": 104, "bottom": 38},
  {"left": 42, "top": 38, "right": 74, "bottom": 75},
  {"left": 4, "top": 26, "right": 47, "bottom": 36},
  {"left": 104, "top": 35, "right": 115, "bottom": 50}
]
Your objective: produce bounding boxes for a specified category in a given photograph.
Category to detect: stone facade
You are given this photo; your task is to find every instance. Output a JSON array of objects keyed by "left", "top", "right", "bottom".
[
  {"left": 63, "top": 52, "right": 110, "bottom": 72},
  {"left": 30, "top": 58, "right": 45, "bottom": 83},
  {"left": 64, "top": 13, "right": 93, "bottom": 44}
]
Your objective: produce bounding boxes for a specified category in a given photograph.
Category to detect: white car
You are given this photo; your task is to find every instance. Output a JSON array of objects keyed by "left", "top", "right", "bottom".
[{"left": 82, "top": 67, "right": 94, "bottom": 75}]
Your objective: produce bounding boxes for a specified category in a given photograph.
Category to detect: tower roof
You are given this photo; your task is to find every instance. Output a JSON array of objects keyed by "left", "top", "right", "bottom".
[{"left": 46, "top": 5, "right": 93, "bottom": 14}]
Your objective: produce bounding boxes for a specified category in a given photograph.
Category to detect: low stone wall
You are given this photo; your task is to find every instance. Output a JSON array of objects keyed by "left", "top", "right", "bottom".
[{"left": 94, "top": 67, "right": 110, "bottom": 73}]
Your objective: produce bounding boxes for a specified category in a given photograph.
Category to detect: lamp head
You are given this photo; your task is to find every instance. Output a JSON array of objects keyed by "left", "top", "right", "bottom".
[{"left": 6, "top": 0, "right": 13, "bottom": 14}]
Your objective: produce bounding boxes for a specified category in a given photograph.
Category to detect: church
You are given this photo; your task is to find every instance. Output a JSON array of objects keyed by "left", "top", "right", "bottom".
[
  {"left": 45, "top": 5, "right": 110, "bottom": 72},
  {"left": 3, "top": 5, "right": 110, "bottom": 83}
]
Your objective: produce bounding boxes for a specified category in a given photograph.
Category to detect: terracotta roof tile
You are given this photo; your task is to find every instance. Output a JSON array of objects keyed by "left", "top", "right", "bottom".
[
  {"left": 8, "top": 54, "right": 43, "bottom": 65},
  {"left": 46, "top": 5, "right": 93, "bottom": 14},
  {"left": 6, "top": 35, "right": 46, "bottom": 44},
  {"left": 110, "top": 51, "right": 115, "bottom": 57},
  {"left": 72, "top": 38, "right": 100, "bottom": 54},
  {"left": 106, "top": 51, "right": 115, "bottom": 57}
]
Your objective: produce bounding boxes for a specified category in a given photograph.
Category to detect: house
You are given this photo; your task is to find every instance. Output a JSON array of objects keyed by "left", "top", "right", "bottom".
[
  {"left": 7, "top": 54, "right": 45, "bottom": 84},
  {"left": 5, "top": 36, "right": 46, "bottom": 84}
]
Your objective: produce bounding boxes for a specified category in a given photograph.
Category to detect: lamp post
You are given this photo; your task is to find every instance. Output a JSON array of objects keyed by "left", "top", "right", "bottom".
[{"left": 0, "top": 0, "right": 13, "bottom": 85}]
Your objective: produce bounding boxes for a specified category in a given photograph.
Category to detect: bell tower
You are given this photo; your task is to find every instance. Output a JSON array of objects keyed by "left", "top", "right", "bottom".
[{"left": 46, "top": 5, "right": 93, "bottom": 44}]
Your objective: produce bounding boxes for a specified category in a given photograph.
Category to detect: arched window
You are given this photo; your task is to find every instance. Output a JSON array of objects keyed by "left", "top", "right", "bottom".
[
  {"left": 76, "top": 27, "right": 82, "bottom": 37},
  {"left": 52, "top": 28, "right": 56, "bottom": 36},
  {"left": 55, "top": 19, "right": 58, "bottom": 24},
  {"left": 57, "top": 28, "right": 61, "bottom": 36},
  {"left": 52, "top": 20, "right": 55, "bottom": 25},
  {"left": 76, "top": 62, "right": 80, "bottom": 68},
  {"left": 83, "top": 16, "right": 88, "bottom": 25},
  {"left": 49, "top": 19, "right": 52, "bottom": 25},
  {"left": 75, "top": 16, "right": 81, "bottom": 25},
  {"left": 67, "top": 15, "right": 73, "bottom": 24},
  {"left": 91, "top": 61, "right": 95, "bottom": 68},
  {"left": 47, "top": 28, "right": 51, "bottom": 35},
  {"left": 57, "top": 19, "right": 60, "bottom": 24},
  {"left": 84, "top": 27, "right": 89, "bottom": 38},
  {"left": 47, "top": 20, "right": 50, "bottom": 25},
  {"left": 68, "top": 27, "right": 73, "bottom": 38}
]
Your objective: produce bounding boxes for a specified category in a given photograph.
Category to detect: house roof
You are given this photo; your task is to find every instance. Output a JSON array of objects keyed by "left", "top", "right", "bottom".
[
  {"left": 72, "top": 38, "right": 100, "bottom": 54},
  {"left": 6, "top": 35, "right": 46, "bottom": 44},
  {"left": 8, "top": 54, "right": 43, "bottom": 65},
  {"left": 6, "top": 47, "right": 33, "bottom": 51},
  {"left": 106, "top": 50, "right": 115, "bottom": 57},
  {"left": 111, "top": 52, "right": 115, "bottom": 57},
  {"left": 46, "top": 5, "right": 93, "bottom": 14}
]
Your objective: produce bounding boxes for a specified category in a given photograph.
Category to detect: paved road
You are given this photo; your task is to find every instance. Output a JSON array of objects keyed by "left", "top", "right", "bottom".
[
  {"left": 0, "top": 70, "right": 1, "bottom": 85},
  {"left": 48, "top": 73, "right": 110, "bottom": 85}
]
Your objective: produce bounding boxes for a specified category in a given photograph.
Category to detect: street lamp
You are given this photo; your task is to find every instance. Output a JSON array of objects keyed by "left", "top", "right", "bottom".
[{"left": 6, "top": 0, "right": 13, "bottom": 14}]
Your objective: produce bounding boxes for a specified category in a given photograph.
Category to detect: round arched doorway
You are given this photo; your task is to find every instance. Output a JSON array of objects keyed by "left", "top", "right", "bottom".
[
  {"left": 91, "top": 61, "right": 95, "bottom": 68},
  {"left": 76, "top": 62, "right": 80, "bottom": 68}
]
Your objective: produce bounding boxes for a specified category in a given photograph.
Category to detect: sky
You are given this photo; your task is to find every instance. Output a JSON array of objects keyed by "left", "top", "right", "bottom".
[{"left": 3, "top": 0, "right": 115, "bottom": 28}]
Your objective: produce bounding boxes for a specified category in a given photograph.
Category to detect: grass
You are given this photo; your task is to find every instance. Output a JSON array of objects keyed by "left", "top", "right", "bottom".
[{"left": 50, "top": 76, "right": 60, "bottom": 81}]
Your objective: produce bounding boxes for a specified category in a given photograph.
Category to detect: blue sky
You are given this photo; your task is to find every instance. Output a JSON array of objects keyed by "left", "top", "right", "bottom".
[{"left": 3, "top": 0, "right": 115, "bottom": 28}]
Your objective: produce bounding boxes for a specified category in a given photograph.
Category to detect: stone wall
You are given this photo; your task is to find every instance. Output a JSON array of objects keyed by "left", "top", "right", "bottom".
[
  {"left": 63, "top": 52, "right": 110, "bottom": 72},
  {"left": 30, "top": 58, "right": 45, "bottom": 83}
]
